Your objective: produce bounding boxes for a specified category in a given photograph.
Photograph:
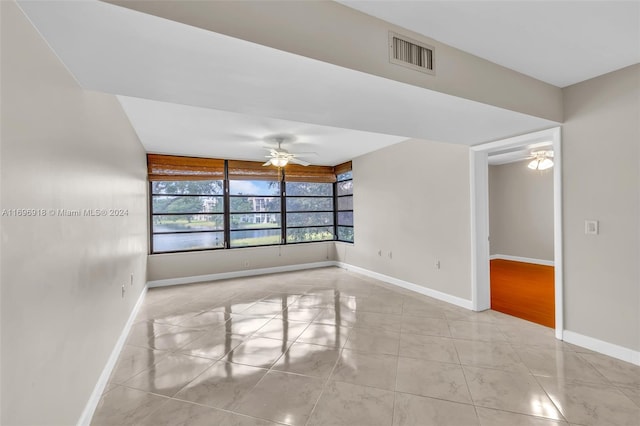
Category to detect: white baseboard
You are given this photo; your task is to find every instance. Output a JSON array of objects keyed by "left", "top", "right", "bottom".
[
  {"left": 148, "top": 260, "right": 474, "bottom": 311},
  {"left": 335, "top": 263, "right": 640, "bottom": 367},
  {"left": 490, "top": 254, "right": 554, "bottom": 267},
  {"left": 77, "top": 287, "right": 147, "bottom": 426},
  {"left": 147, "top": 261, "right": 335, "bottom": 288},
  {"left": 144, "top": 258, "right": 640, "bottom": 369},
  {"left": 335, "top": 262, "right": 473, "bottom": 310},
  {"left": 563, "top": 330, "right": 640, "bottom": 366}
]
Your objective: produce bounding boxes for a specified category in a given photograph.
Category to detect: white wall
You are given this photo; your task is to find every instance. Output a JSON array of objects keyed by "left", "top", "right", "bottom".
[
  {"left": 562, "top": 64, "right": 640, "bottom": 352},
  {"left": 336, "top": 139, "right": 472, "bottom": 301},
  {"left": 489, "top": 160, "right": 554, "bottom": 261},
  {"left": 0, "top": 2, "right": 148, "bottom": 424}
]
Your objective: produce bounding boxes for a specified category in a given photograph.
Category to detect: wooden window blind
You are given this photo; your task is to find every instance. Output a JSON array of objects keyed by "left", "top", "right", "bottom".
[
  {"left": 148, "top": 155, "right": 352, "bottom": 183},
  {"left": 284, "top": 165, "right": 337, "bottom": 183},
  {"left": 227, "top": 160, "right": 280, "bottom": 181},
  {"left": 334, "top": 161, "right": 352, "bottom": 176},
  {"left": 147, "top": 154, "right": 224, "bottom": 181}
]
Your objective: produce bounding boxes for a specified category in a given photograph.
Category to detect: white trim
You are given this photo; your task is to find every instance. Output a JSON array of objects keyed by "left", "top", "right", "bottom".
[
  {"left": 470, "top": 127, "right": 558, "bottom": 153},
  {"left": 470, "top": 149, "right": 490, "bottom": 311},
  {"left": 149, "top": 259, "right": 474, "bottom": 308},
  {"left": 563, "top": 330, "right": 640, "bottom": 366},
  {"left": 147, "top": 261, "right": 335, "bottom": 288},
  {"left": 551, "top": 127, "right": 564, "bottom": 339},
  {"left": 335, "top": 262, "right": 473, "bottom": 310},
  {"left": 490, "top": 254, "right": 554, "bottom": 267},
  {"left": 102, "top": 258, "right": 640, "bottom": 371},
  {"left": 470, "top": 127, "right": 564, "bottom": 339},
  {"left": 77, "top": 287, "right": 147, "bottom": 426}
]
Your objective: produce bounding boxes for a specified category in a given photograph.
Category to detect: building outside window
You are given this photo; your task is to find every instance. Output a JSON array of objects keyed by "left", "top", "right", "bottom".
[{"left": 229, "top": 180, "right": 281, "bottom": 247}]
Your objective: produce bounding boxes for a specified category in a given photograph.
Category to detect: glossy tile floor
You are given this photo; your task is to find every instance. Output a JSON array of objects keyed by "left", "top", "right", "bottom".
[{"left": 92, "top": 267, "right": 640, "bottom": 426}]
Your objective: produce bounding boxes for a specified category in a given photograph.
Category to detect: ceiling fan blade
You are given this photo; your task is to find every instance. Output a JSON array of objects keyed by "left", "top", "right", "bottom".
[
  {"left": 289, "top": 157, "right": 310, "bottom": 166},
  {"left": 291, "top": 152, "right": 318, "bottom": 157},
  {"left": 262, "top": 160, "right": 273, "bottom": 166}
]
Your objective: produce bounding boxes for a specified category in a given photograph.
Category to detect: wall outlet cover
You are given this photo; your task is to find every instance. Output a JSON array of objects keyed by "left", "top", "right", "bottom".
[{"left": 585, "top": 220, "right": 599, "bottom": 235}]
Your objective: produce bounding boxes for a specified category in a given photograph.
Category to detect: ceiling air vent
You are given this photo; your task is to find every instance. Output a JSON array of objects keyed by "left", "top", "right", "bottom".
[{"left": 389, "top": 31, "right": 435, "bottom": 75}]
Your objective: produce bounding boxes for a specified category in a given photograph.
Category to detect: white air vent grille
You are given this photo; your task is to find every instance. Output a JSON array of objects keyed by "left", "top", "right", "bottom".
[{"left": 389, "top": 32, "right": 435, "bottom": 75}]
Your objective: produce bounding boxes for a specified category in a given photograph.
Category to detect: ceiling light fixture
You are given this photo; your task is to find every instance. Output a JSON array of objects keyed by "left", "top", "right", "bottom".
[
  {"left": 270, "top": 157, "right": 289, "bottom": 168},
  {"left": 528, "top": 151, "right": 554, "bottom": 171},
  {"left": 262, "top": 136, "right": 315, "bottom": 168}
]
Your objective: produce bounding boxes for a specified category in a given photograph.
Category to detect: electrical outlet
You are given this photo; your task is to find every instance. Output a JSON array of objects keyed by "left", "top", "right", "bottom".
[
  {"left": 242, "top": 260, "right": 250, "bottom": 268},
  {"left": 121, "top": 284, "right": 126, "bottom": 298},
  {"left": 436, "top": 260, "right": 441, "bottom": 270}
]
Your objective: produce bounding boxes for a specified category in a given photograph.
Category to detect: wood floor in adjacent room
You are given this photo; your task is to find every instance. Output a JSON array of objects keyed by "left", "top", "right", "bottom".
[{"left": 490, "top": 259, "right": 555, "bottom": 328}]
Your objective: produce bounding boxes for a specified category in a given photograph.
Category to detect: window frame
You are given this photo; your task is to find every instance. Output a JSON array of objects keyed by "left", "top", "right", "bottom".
[
  {"left": 335, "top": 171, "right": 354, "bottom": 243},
  {"left": 284, "top": 181, "right": 336, "bottom": 244},
  {"left": 228, "top": 180, "right": 283, "bottom": 249},
  {"left": 148, "top": 158, "right": 353, "bottom": 254},
  {"left": 149, "top": 181, "right": 226, "bottom": 254}
]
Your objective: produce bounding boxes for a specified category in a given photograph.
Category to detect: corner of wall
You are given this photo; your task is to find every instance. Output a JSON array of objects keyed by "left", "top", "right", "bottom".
[{"left": 77, "top": 286, "right": 148, "bottom": 426}]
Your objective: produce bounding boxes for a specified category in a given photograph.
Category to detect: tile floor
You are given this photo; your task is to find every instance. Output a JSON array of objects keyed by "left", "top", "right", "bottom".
[{"left": 92, "top": 267, "right": 640, "bottom": 426}]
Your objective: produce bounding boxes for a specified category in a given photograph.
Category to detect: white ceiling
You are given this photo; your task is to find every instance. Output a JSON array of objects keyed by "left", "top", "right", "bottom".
[
  {"left": 338, "top": 1, "right": 640, "bottom": 88},
  {"left": 118, "top": 96, "right": 407, "bottom": 165},
  {"left": 18, "top": 0, "right": 562, "bottom": 165}
]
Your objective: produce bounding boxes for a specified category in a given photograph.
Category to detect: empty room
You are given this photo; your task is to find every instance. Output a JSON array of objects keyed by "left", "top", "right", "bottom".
[
  {"left": 489, "top": 153, "right": 556, "bottom": 328},
  {"left": 1, "top": 1, "right": 639, "bottom": 425}
]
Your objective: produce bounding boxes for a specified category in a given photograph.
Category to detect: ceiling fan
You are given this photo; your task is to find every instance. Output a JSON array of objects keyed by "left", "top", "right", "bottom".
[
  {"left": 263, "top": 136, "right": 316, "bottom": 168},
  {"left": 527, "top": 150, "right": 554, "bottom": 171}
]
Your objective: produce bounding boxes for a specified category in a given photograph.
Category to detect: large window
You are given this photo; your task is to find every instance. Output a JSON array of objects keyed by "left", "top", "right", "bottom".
[
  {"left": 151, "top": 180, "right": 225, "bottom": 253},
  {"left": 147, "top": 155, "right": 353, "bottom": 253},
  {"left": 286, "top": 181, "right": 334, "bottom": 243},
  {"left": 336, "top": 170, "right": 354, "bottom": 242}
]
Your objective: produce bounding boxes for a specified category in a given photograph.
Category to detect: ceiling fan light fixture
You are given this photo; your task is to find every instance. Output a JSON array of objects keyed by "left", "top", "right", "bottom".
[
  {"left": 528, "top": 151, "right": 554, "bottom": 171},
  {"left": 538, "top": 157, "right": 554, "bottom": 170},
  {"left": 527, "top": 159, "right": 540, "bottom": 170},
  {"left": 262, "top": 135, "right": 315, "bottom": 167},
  {"left": 271, "top": 157, "right": 289, "bottom": 168}
]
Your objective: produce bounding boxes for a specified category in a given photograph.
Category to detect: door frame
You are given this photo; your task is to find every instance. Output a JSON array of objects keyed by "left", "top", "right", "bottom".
[{"left": 469, "top": 127, "right": 563, "bottom": 340}]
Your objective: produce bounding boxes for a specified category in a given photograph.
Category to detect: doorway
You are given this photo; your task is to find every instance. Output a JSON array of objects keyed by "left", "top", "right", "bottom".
[
  {"left": 488, "top": 155, "right": 555, "bottom": 328},
  {"left": 470, "top": 127, "right": 563, "bottom": 339}
]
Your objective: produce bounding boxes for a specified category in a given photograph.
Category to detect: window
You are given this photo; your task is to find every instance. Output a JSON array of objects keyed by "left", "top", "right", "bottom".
[
  {"left": 229, "top": 180, "right": 282, "bottom": 247},
  {"left": 151, "top": 180, "right": 225, "bottom": 253},
  {"left": 285, "top": 182, "right": 334, "bottom": 243},
  {"left": 147, "top": 155, "right": 354, "bottom": 253},
  {"left": 336, "top": 169, "right": 354, "bottom": 242}
]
